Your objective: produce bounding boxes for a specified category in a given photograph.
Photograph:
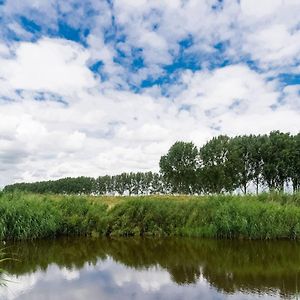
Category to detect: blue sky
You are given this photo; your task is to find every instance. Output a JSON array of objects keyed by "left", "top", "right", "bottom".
[{"left": 0, "top": 0, "right": 299, "bottom": 186}]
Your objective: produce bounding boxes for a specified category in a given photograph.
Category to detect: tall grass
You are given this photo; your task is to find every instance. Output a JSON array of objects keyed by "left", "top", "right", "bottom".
[{"left": 1, "top": 192, "right": 300, "bottom": 240}]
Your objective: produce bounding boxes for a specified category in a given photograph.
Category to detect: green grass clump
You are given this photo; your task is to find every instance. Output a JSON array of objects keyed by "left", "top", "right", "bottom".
[
  {"left": 107, "top": 199, "right": 190, "bottom": 236},
  {"left": 56, "top": 196, "right": 108, "bottom": 236},
  {"left": 0, "top": 193, "right": 61, "bottom": 240},
  {"left": 1, "top": 192, "right": 300, "bottom": 240},
  {"left": 0, "top": 192, "right": 108, "bottom": 240}
]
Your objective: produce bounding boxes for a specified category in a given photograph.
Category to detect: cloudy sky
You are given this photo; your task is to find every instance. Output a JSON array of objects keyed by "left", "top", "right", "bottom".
[{"left": 0, "top": 0, "right": 300, "bottom": 187}]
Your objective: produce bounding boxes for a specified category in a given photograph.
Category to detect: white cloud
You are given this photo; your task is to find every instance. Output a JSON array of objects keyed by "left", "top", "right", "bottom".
[
  {"left": 240, "top": 0, "right": 283, "bottom": 18},
  {"left": 0, "top": 38, "right": 96, "bottom": 95},
  {"left": 243, "top": 24, "right": 300, "bottom": 68},
  {"left": 282, "top": 84, "right": 300, "bottom": 110},
  {"left": 176, "top": 65, "right": 279, "bottom": 123},
  {"left": 0, "top": 1, "right": 300, "bottom": 186},
  {"left": 1, "top": 49, "right": 299, "bottom": 187}
]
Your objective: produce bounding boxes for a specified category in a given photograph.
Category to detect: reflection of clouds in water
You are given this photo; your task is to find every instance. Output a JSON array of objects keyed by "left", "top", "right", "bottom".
[
  {"left": 99, "top": 257, "right": 171, "bottom": 291},
  {"left": 114, "top": 267, "right": 170, "bottom": 291},
  {"left": 60, "top": 267, "right": 80, "bottom": 281},
  {"left": 0, "top": 272, "right": 38, "bottom": 300},
  {"left": 0, "top": 258, "right": 281, "bottom": 300},
  {"left": 0, "top": 264, "right": 80, "bottom": 300}
]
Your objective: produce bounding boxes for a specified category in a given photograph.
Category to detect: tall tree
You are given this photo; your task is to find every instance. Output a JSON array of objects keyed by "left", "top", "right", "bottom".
[
  {"left": 250, "top": 135, "right": 265, "bottom": 195},
  {"left": 289, "top": 133, "right": 300, "bottom": 192},
  {"left": 261, "top": 131, "right": 292, "bottom": 191},
  {"left": 199, "top": 135, "right": 236, "bottom": 194},
  {"left": 159, "top": 141, "right": 199, "bottom": 194},
  {"left": 229, "top": 135, "right": 254, "bottom": 194}
]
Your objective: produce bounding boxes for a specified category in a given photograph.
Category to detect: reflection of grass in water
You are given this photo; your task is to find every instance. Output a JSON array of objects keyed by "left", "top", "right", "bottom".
[
  {"left": 0, "top": 248, "right": 8, "bottom": 286},
  {"left": 0, "top": 247, "right": 17, "bottom": 286}
]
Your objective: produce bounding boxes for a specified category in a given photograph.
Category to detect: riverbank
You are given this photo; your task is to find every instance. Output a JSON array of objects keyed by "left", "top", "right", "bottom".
[{"left": 1, "top": 192, "right": 300, "bottom": 240}]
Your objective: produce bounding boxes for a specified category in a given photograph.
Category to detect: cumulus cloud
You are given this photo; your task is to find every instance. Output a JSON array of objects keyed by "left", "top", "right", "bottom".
[
  {"left": 240, "top": 0, "right": 283, "bottom": 18},
  {"left": 0, "top": 0, "right": 299, "bottom": 186},
  {"left": 0, "top": 38, "right": 96, "bottom": 95}
]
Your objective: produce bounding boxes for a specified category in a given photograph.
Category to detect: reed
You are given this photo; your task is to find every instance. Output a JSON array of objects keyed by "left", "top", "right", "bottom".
[{"left": 1, "top": 192, "right": 300, "bottom": 240}]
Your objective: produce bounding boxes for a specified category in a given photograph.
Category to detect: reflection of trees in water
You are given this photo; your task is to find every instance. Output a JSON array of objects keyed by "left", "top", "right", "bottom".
[
  {"left": 4, "top": 238, "right": 108, "bottom": 275},
  {"left": 200, "top": 240, "right": 300, "bottom": 298},
  {"left": 4, "top": 237, "right": 300, "bottom": 297}
]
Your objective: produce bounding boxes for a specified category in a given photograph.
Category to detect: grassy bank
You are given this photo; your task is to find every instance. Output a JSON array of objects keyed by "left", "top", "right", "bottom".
[{"left": 1, "top": 192, "right": 300, "bottom": 240}]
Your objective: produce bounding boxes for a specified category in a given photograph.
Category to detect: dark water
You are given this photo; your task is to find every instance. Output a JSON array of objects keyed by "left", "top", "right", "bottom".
[{"left": 1, "top": 237, "right": 300, "bottom": 300}]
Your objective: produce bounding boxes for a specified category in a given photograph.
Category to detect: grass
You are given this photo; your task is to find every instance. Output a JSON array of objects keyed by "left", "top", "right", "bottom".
[{"left": 1, "top": 192, "right": 300, "bottom": 240}]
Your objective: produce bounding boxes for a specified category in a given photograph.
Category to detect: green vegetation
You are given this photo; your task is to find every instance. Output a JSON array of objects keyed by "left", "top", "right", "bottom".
[
  {"left": 1, "top": 192, "right": 300, "bottom": 240},
  {"left": 3, "top": 172, "right": 165, "bottom": 195},
  {"left": 161, "top": 131, "right": 300, "bottom": 194},
  {"left": 0, "top": 193, "right": 107, "bottom": 240},
  {"left": 4, "top": 131, "right": 300, "bottom": 195}
]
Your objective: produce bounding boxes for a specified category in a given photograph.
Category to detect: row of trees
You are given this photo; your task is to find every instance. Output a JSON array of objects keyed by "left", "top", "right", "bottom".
[
  {"left": 4, "top": 131, "right": 300, "bottom": 195},
  {"left": 160, "top": 131, "right": 300, "bottom": 194},
  {"left": 3, "top": 172, "right": 167, "bottom": 195}
]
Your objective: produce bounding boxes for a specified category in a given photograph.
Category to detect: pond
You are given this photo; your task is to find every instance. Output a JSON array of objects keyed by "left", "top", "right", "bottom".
[{"left": 1, "top": 237, "right": 300, "bottom": 299}]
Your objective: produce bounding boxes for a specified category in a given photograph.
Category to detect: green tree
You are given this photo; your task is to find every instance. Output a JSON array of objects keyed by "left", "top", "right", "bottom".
[
  {"left": 261, "top": 131, "right": 292, "bottom": 191},
  {"left": 199, "top": 135, "right": 236, "bottom": 194},
  {"left": 159, "top": 141, "right": 199, "bottom": 194},
  {"left": 289, "top": 133, "right": 300, "bottom": 192},
  {"left": 250, "top": 135, "right": 265, "bottom": 195},
  {"left": 229, "top": 135, "right": 259, "bottom": 194}
]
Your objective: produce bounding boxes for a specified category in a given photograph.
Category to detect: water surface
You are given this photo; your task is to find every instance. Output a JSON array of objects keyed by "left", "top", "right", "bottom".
[{"left": 1, "top": 237, "right": 300, "bottom": 299}]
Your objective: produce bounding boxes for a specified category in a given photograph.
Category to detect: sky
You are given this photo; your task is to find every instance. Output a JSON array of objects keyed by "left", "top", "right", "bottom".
[{"left": 0, "top": 0, "right": 300, "bottom": 187}]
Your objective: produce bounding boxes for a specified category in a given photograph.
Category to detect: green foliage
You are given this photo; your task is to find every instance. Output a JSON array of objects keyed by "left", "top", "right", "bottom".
[
  {"left": 3, "top": 176, "right": 96, "bottom": 195},
  {"left": 55, "top": 197, "right": 108, "bottom": 236},
  {"left": 0, "top": 193, "right": 108, "bottom": 240},
  {"left": 4, "top": 172, "right": 166, "bottom": 196},
  {"left": 165, "top": 131, "right": 299, "bottom": 194},
  {"left": 290, "top": 133, "right": 300, "bottom": 192},
  {"left": 0, "top": 193, "right": 60, "bottom": 240},
  {"left": 2, "top": 193, "right": 300, "bottom": 240},
  {"left": 107, "top": 199, "right": 190, "bottom": 236},
  {"left": 229, "top": 135, "right": 257, "bottom": 194},
  {"left": 159, "top": 141, "right": 199, "bottom": 194},
  {"left": 199, "top": 135, "right": 235, "bottom": 193},
  {"left": 260, "top": 131, "right": 293, "bottom": 191}
]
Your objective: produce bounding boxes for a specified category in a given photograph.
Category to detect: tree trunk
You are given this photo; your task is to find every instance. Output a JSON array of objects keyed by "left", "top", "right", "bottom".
[
  {"left": 255, "top": 177, "right": 259, "bottom": 195},
  {"left": 243, "top": 183, "right": 247, "bottom": 195}
]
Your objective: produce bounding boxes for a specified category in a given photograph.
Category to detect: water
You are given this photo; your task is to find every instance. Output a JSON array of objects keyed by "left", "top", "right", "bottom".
[{"left": 1, "top": 237, "right": 300, "bottom": 300}]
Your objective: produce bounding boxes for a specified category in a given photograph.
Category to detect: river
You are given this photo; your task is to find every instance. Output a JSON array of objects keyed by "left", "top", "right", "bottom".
[{"left": 1, "top": 237, "right": 299, "bottom": 299}]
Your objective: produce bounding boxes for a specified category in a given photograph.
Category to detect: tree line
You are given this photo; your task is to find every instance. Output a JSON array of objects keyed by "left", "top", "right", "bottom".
[
  {"left": 4, "top": 131, "right": 300, "bottom": 195},
  {"left": 3, "top": 172, "right": 167, "bottom": 195},
  {"left": 160, "top": 131, "right": 300, "bottom": 194}
]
